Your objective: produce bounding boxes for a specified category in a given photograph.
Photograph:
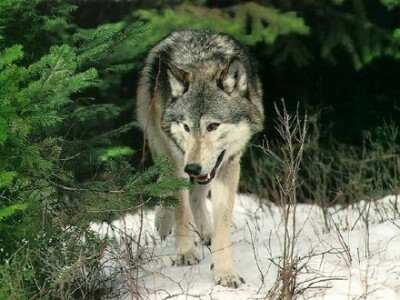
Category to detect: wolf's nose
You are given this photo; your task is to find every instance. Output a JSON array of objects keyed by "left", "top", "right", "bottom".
[{"left": 184, "top": 164, "right": 202, "bottom": 176}]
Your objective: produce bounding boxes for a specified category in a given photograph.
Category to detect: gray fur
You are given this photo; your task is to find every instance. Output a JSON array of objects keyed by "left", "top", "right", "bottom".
[
  {"left": 136, "top": 29, "right": 264, "bottom": 288},
  {"left": 141, "top": 30, "right": 263, "bottom": 134}
]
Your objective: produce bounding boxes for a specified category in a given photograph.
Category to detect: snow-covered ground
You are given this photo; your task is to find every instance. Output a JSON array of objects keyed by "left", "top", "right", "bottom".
[{"left": 91, "top": 194, "right": 400, "bottom": 299}]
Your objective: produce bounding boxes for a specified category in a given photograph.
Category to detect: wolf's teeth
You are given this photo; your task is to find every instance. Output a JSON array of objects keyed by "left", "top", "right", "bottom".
[{"left": 195, "top": 173, "right": 213, "bottom": 184}]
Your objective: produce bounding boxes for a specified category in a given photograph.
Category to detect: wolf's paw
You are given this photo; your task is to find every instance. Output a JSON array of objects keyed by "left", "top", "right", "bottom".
[
  {"left": 172, "top": 249, "right": 200, "bottom": 266},
  {"left": 213, "top": 268, "right": 245, "bottom": 288},
  {"left": 156, "top": 223, "right": 172, "bottom": 240},
  {"left": 155, "top": 207, "right": 173, "bottom": 239}
]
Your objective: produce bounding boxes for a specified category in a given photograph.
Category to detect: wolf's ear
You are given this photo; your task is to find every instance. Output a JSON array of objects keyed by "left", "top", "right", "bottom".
[
  {"left": 167, "top": 63, "right": 190, "bottom": 100},
  {"left": 219, "top": 59, "right": 247, "bottom": 96}
]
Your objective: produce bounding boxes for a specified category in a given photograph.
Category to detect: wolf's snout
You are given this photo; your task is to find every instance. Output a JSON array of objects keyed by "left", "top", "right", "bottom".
[{"left": 184, "top": 163, "right": 202, "bottom": 176}]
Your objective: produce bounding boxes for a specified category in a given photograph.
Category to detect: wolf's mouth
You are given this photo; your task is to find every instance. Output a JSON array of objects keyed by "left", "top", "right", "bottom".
[{"left": 193, "top": 150, "right": 226, "bottom": 185}]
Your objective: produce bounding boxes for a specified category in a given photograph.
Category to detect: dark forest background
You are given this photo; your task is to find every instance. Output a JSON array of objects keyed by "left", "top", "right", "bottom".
[{"left": 1, "top": 0, "right": 399, "bottom": 298}]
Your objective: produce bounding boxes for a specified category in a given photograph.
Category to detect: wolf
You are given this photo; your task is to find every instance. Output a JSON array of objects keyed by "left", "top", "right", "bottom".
[{"left": 136, "top": 29, "right": 264, "bottom": 288}]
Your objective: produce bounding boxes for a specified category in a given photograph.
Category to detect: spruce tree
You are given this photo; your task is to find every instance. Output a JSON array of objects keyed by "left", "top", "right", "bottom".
[{"left": 0, "top": 1, "right": 189, "bottom": 297}]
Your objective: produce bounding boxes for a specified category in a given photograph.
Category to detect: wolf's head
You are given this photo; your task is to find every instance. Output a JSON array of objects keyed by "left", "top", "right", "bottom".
[{"left": 161, "top": 56, "right": 263, "bottom": 185}]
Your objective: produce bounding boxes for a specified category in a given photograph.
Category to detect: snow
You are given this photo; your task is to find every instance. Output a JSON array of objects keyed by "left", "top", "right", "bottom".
[{"left": 91, "top": 194, "right": 400, "bottom": 299}]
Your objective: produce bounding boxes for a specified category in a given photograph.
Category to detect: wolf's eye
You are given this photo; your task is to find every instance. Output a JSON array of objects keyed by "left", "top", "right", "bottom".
[
  {"left": 183, "top": 124, "right": 190, "bottom": 132},
  {"left": 207, "top": 123, "right": 220, "bottom": 132}
]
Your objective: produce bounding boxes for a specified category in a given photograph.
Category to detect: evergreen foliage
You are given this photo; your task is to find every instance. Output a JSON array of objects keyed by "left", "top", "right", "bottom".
[
  {"left": 136, "top": 1, "right": 400, "bottom": 69},
  {"left": 381, "top": 0, "right": 400, "bottom": 10},
  {"left": 135, "top": 2, "right": 309, "bottom": 58},
  {"left": 0, "top": 0, "right": 189, "bottom": 297},
  {"left": 317, "top": 0, "right": 400, "bottom": 69}
]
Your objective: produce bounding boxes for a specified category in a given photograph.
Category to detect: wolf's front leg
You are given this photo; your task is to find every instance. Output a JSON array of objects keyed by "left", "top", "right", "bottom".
[
  {"left": 173, "top": 189, "right": 199, "bottom": 266},
  {"left": 190, "top": 184, "right": 212, "bottom": 246},
  {"left": 211, "top": 158, "right": 243, "bottom": 288}
]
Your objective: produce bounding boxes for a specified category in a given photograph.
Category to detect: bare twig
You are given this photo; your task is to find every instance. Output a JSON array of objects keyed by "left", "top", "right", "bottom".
[
  {"left": 262, "top": 99, "right": 308, "bottom": 299},
  {"left": 246, "top": 221, "right": 266, "bottom": 290}
]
